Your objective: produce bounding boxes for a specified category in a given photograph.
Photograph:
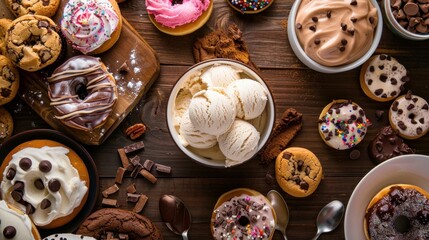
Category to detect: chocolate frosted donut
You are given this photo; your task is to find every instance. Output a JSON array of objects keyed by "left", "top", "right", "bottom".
[
  {"left": 365, "top": 184, "right": 429, "bottom": 240},
  {"left": 47, "top": 56, "right": 117, "bottom": 131},
  {"left": 76, "top": 208, "right": 163, "bottom": 240},
  {"left": 368, "top": 126, "right": 414, "bottom": 165},
  {"left": 5, "top": 15, "right": 62, "bottom": 72}
]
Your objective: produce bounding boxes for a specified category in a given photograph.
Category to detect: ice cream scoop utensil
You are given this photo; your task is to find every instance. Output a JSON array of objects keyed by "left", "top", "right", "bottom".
[
  {"left": 267, "top": 190, "right": 289, "bottom": 240},
  {"left": 311, "top": 200, "right": 344, "bottom": 240},
  {"left": 159, "top": 195, "right": 191, "bottom": 240}
]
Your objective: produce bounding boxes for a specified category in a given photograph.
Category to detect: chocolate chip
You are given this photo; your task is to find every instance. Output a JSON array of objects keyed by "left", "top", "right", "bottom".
[
  {"left": 398, "top": 121, "right": 407, "bottom": 130},
  {"left": 314, "top": 39, "right": 321, "bottom": 45},
  {"left": 417, "top": 127, "right": 423, "bottom": 135},
  {"left": 296, "top": 23, "right": 302, "bottom": 29},
  {"left": 398, "top": 109, "right": 403, "bottom": 114},
  {"left": 312, "top": 16, "right": 318, "bottom": 22},
  {"left": 297, "top": 160, "right": 304, "bottom": 171},
  {"left": 351, "top": 114, "right": 357, "bottom": 120},
  {"left": 265, "top": 172, "right": 276, "bottom": 185},
  {"left": 42, "top": 0, "right": 50, "bottom": 6},
  {"left": 391, "top": 78, "right": 398, "bottom": 85},
  {"left": 300, "top": 181, "right": 309, "bottom": 190},
  {"left": 6, "top": 168, "right": 16, "bottom": 180},
  {"left": 350, "top": 0, "right": 357, "bottom": 5},
  {"left": 39, "top": 50, "right": 52, "bottom": 64},
  {"left": 339, "top": 46, "right": 346, "bottom": 52},
  {"left": 26, "top": 204, "right": 35, "bottom": 215},
  {"left": 368, "top": 79, "right": 373, "bottom": 85},
  {"left": 369, "top": 66, "right": 375, "bottom": 72},
  {"left": 3, "top": 226, "right": 16, "bottom": 238},
  {"left": 347, "top": 28, "right": 355, "bottom": 35},
  {"left": 39, "top": 160, "right": 52, "bottom": 173},
  {"left": 369, "top": 16, "right": 375, "bottom": 24},
  {"left": 404, "top": 2, "right": 419, "bottom": 16},
  {"left": 13, "top": 181, "right": 24, "bottom": 191},
  {"left": 41, "top": 199, "right": 51, "bottom": 209},
  {"left": 38, "top": 20, "right": 49, "bottom": 28},
  {"left": 349, "top": 149, "right": 361, "bottom": 160},
  {"left": 411, "top": 119, "right": 417, "bottom": 124},
  {"left": 392, "top": 101, "right": 399, "bottom": 111},
  {"left": 375, "top": 110, "right": 384, "bottom": 121},
  {"left": 48, "top": 179, "right": 61, "bottom": 192},
  {"left": 381, "top": 93, "right": 388, "bottom": 98},
  {"left": 419, "top": 118, "right": 425, "bottom": 124},
  {"left": 405, "top": 90, "right": 412, "bottom": 100},
  {"left": 34, "top": 178, "right": 44, "bottom": 190},
  {"left": 407, "top": 104, "right": 415, "bottom": 110},
  {"left": 327, "top": 10, "right": 332, "bottom": 18},
  {"left": 375, "top": 89, "right": 383, "bottom": 96},
  {"left": 380, "top": 74, "right": 388, "bottom": 82},
  {"left": 305, "top": 166, "right": 311, "bottom": 175},
  {"left": 422, "top": 104, "right": 428, "bottom": 110},
  {"left": 19, "top": 158, "right": 32, "bottom": 171},
  {"left": 380, "top": 54, "right": 387, "bottom": 60},
  {"left": 351, "top": 17, "right": 357, "bottom": 22},
  {"left": 341, "top": 39, "right": 348, "bottom": 45},
  {"left": 392, "top": 66, "right": 398, "bottom": 71},
  {"left": 309, "top": 25, "right": 316, "bottom": 31},
  {"left": 379, "top": 65, "right": 385, "bottom": 70},
  {"left": 283, "top": 152, "right": 292, "bottom": 159},
  {"left": 341, "top": 23, "right": 347, "bottom": 31},
  {"left": 391, "top": 91, "right": 397, "bottom": 97},
  {"left": 412, "top": 97, "right": 418, "bottom": 103},
  {"left": 11, "top": 190, "right": 23, "bottom": 202}
]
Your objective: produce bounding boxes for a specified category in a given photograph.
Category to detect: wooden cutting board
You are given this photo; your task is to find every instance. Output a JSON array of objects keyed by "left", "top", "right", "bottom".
[{"left": 0, "top": 1, "right": 160, "bottom": 145}]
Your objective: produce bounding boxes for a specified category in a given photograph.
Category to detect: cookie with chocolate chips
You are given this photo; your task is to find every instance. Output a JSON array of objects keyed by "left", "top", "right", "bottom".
[
  {"left": 0, "top": 107, "right": 13, "bottom": 143},
  {"left": 0, "top": 18, "right": 12, "bottom": 55},
  {"left": 5, "top": 0, "right": 60, "bottom": 17},
  {"left": 275, "top": 147, "right": 323, "bottom": 197},
  {"left": 0, "top": 55, "right": 19, "bottom": 106}
]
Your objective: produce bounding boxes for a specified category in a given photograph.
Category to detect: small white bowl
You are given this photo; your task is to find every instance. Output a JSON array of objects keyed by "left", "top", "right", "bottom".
[
  {"left": 287, "top": 0, "right": 383, "bottom": 73},
  {"left": 166, "top": 59, "right": 275, "bottom": 168},
  {"left": 383, "top": 0, "right": 429, "bottom": 40}
]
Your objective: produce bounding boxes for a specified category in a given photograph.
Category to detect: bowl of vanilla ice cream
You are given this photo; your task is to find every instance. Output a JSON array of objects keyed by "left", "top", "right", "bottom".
[
  {"left": 166, "top": 59, "right": 275, "bottom": 168},
  {"left": 288, "top": 0, "right": 383, "bottom": 73}
]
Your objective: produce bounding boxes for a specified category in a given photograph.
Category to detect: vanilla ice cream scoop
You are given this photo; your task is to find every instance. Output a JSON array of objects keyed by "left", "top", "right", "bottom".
[
  {"left": 201, "top": 65, "right": 242, "bottom": 88},
  {"left": 188, "top": 88, "right": 236, "bottom": 136},
  {"left": 218, "top": 119, "right": 260, "bottom": 167},
  {"left": 179, "top": 111, "right": 217, "bottom": 149},
  {"left": 227, "top": 79, "right": 268, "bottom": 120}
]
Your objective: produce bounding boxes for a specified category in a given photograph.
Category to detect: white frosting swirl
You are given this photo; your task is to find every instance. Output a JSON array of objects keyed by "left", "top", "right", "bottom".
[
  {"left": 61, "top": 0, "right": 119, "bottom": 54},
  {"left": 1, "top": 146, "right": 88, "bottom": 226},
  {"left": 0, "top": 200, "right": 35, "bottom": 240}
]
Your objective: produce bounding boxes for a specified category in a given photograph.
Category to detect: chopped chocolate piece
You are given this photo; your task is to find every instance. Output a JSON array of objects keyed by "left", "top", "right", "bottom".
[
  {"left": 398, "top": 121, "right": 407, "bottom": 130},
  {"left": 139, "top": 169, "right": 157, "bottom": 184},
  {"left": 19, "top": 158, "right": 32, "bottom": 171},
  {"left": 143, "top": 159, "right": 154, "bottom": 171},
  {"left": 296, "top": 23, "right": 302, "bottom": 29},
  {"left": 126, "top": 183, "right": 137, "bottom": 194},
  {"left": 11, "top": 190, "right": 23, "bottom": 202},
  {"left": 412, "top": 97, "right": 418, "bottom": 103},
  {"left": 102, "top": 184, "right": 120, "bottom": 198},
  {"left": 419, "top": 118, "right": 425, "bottom": 124},
  {"left": 117, "top": 148, "right": 130, "bottom": 169},
  {"left": 407, "top": 104, "right": 415, "bottom": 110},
  {"left": 127, "top": 193, "right": 141, "bottom": 203},
  {"left": 375, "top": 110, "right": 384, "bottom": 121},
  {"left": 417, "top": 127, "right": 423, "bottom": 135},
  {"left": 349, "top": 149, "right": 361, "bottom": 160},
  {"left": 48, "top": 179, "right": 61, "bottom": 192},
  {"left": 299, "top": 181, "right": 309, "bottom": 190},
  {"left": 265, "top": 172, "right": 276, "bottom": 185},
  {"left": 34, "top": 179, "right": 44, "bottom": 190},
  {"left": 380, "top": 74, "right": 388, "bottom": 82},
  {"left": 26, "top": 204, "right": 35, "bottom": 214},
  {"left": 368, "top": 79, "right": 373, "bottom": 85},
  {"left": 41, "top": 199, "right": 51, "bottom": 209},
  {"left": 133, "top": 194, "right": 148, "bottom": 213},
  {"left": 39, "top": 160, "right": 52, "bottom": 173},
  {"left": 13, "top": 181, "right": 24, "bottom": 191},
  {"left": 369, "top": 66, "right": 375, "bottom": 72},
  {"left": 391, "top": 91, "right": 397, "bottom": 97},
  {"left": 312, "top": 16, "right": 318, "bottom": 22},
  {"left": 392, "top": 66, "right": 398, "bottom": 71},
  {"left": 398, "top": 109, "right": 403, "bottom": 114},
  {"left": 102, "top": 198, "right": 119, "bottom": 208},
  {"left": 309, "top": 25, "right": 317, "bottom": 31},
  {"left": 3, "top": 226, "right": 16, "bottom": 238},
  {"left": 131, "top": 164, "right": 143, "bottom": 178},
  {"left": 405, "top": 90, "right": 412, "bottom": 100},
  {"left": 118, "top": 61, "right": 130, "bottom": 73},
  {"left": 156, "top": 163, "right": 172, "bottom": 174},
  {"left": 115, "top": 167, "right": 126, "bottom": 184},
  {"left": 391, "top": 78, "right": 398, "bottom": 85},
  {"left": 129, "top": 155, "right": 141, "bottom": 166},
  {"left": 124, "top": 141, "right": 145, "bottom": 154},
  {"left": 6, "top": 168, "right": 16, "bottom": 180},
  {"left": 374, "top": 89, "right": 383, "bottom": 96}
]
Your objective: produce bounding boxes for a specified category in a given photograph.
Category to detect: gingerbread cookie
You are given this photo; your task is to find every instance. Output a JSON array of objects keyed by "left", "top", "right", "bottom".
[
  {"left": 0, "top": 107, "right": 13, "bottom": 143},
  {"left": 5, "top": 0, "right": 60, "bottom": 18},
  {"left": 0, "top": 55, "right": 19, "bottom": 106},
  {"left": 360, "top": 54, "right": 409, "bottom": 102},
  {"left": 0, "top": 18, "right": 12, "bottom": 55},
  {"left": 76, "top": 208, "right": 163, "bottom": 240},
  {"left": 5, "top": 15, "right": 62, "bottom": 72},
  {"left": 368, "top": 126, "right": 414, "bottom": 165},
  {"left": 275, "top": 147, "right": 322, "bottom": 197},
  {"left": 389, "top": 91, "right": 429, "bottom": 139}
]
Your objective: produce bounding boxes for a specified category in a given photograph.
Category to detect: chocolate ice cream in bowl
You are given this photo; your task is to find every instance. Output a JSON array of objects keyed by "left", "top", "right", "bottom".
[
  {"left": 288, "top": 0, "right": 383, "bottom": 73},
  {"left": 166, "top": 59, "right": 275, "bottom": 168}
]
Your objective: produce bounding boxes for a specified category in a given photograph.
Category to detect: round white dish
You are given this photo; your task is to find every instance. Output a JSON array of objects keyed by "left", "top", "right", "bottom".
[{"left": 344, "top": 154, "right": 429, "bottom": 239}]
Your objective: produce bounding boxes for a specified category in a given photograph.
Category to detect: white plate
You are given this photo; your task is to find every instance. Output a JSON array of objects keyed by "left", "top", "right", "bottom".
[{"left": 344, "top": 154, "right": 429, "bottom": 239}]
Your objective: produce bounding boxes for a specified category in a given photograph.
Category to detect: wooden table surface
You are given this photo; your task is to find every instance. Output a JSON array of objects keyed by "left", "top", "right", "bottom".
[{"left": 3, "top": 0, "right": 429, "bottom": 239}]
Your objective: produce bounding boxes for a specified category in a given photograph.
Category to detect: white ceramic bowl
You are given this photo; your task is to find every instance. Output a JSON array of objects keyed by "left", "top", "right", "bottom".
[
  {"left": 166, "top": 59, "right": 275, "bottom": 168},
  {"left": 344, "top": 154, "right": 429, "bottom": 239},
  {"left": 287, "top": 0, "right": 383, "bottom": 73},
  {"left": 383, "top": 0, "right": 429, "bottom": 40}
]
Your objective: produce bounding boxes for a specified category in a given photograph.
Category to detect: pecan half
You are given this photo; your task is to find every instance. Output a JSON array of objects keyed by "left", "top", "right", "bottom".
[{"left": 125, "top": 123, "right": 146, "bottom": 140}]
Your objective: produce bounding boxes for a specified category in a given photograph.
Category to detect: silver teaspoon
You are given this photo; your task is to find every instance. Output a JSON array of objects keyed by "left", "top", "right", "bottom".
[
  {"left": 159, "top": 195, "right": 192, "bottom": 240},
  {"left": 267, "top": 190, "right": 290, "bottom": 240},
  {"left": 312, "top": 200, "right": 345, "bottom": 240}
]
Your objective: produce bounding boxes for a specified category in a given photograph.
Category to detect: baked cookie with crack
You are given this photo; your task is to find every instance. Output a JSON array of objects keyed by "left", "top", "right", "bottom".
[
  {"left": 0, "top": 18, "right": 12, "bottom": 55},
  {"left": 4, "top": 0, "right": 60, "bottom": 18},
  {"left": 0, "top": 55, "right": 19, "bottom": 106},
  {"left": 0, "top": 107, "right": 13, "bottom": 143},
  {"left": 76, "top": 208, "right": 163, "bottom": 240},
  {"left": 275, "top": 147, "right": 322, "bottom": 197},
  {"left": 5, "top": 15, "right": 62, "bottom": 72}
]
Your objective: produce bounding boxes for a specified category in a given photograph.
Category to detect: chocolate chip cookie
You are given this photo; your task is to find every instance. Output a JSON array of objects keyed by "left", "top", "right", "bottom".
[
  {"left": 0, "top": 55, "right": 19, "bottom": 106},
  {"left": 5, "top": 0, "right": 60, "bottom": 18},
  {"left": 76, "top": 208, "right": 163, "bottom": 240},
  {"left": 0, "top": 107, "right": 13, "bottom": 143},
  {"left": 0, "top": 18, "right": 12, "bottom": 55},
  {"left": 5, "top": 15, "right": 62, "bottom": 72},
  {"left": 275, "top": 147, "right": 322, "bottom": 197}
]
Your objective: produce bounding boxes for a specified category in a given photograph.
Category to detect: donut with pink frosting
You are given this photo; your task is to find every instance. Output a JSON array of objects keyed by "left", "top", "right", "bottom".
[{"left": 61, "top": 0, "right": 123, "bottom": 54}]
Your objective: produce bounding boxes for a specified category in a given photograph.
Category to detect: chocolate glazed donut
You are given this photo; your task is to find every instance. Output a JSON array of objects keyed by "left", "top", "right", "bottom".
[{"left": 47, "top": 56, "right": 117, "bottom": 131}]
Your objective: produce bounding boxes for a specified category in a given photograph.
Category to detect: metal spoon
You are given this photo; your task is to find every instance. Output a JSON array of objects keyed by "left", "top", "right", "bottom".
[
  {"left": 267, "top": 190, "right": 289, "bottom": 240},
  {"left": 159, "top": 195, "right": 192, "bottom": 240},
  {"left": 311, "top": 200, "right": 345, "bottom": 240}
]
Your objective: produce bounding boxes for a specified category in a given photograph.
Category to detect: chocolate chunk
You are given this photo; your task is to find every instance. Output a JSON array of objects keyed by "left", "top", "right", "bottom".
[
  {"left": 375, "top": 110, "right": 384, "bottom": 121},
  {"left": 130, "top": 163, "right": 143, "bottom": 178},
  {"left": 380, "top": 74, "right": 388, "bottom": 82},
  {"left": 419, "top": 118, "right": 425, "bottom": 124},
  {"left": 34, "top": 178, "right": 44, "bottom": 190},
  {"left": 351, "top": 17, "right": 357, "bottom": 22},
  {"left": 398, "top": 109, "right": 403, "bottom": 114},
  {"left": 423, "top": 104, "right": 428, "bottom": 110},
  {"left": 369, "top": 66, "right": 375, "bottom": 72},
  {"left": 297, "top": 160, "right": 304, "bottom": 171},
  {"left": 6, "top": 168, "right": 16, "bottom": 180},
  {"left": 405, "top": 90, "right": 412, "bottom": 100},
  {"left": 327, "top": 10, "right": 331, "bottom": 18},
  {"left": 19, "top": 158, "right": 32, "bottom": 171},
  {"left": 341, "top": 23, "right": 347, "bottom": 31},
  {"left": 368, "top": 79, "right": 373, "bottom": 85},
  {"left": 300, "top": 181, "right": 309, "bottom": 190},
  {"left": 133, "top": 194, "right": 148, "bottom": 213},
  {"left": 11, "top": 190, "right": 23, "bottom": 202},
  {"left": 143, "top": 159, "right": 154, "bottom": 171},
  {"left": 349, "top": 149, "right": 361, "bottom": 160},
  {"left": 48, "top": 179, "right": 61, "bottom": 192},
  {"left": 118, "top": 61, "right": 130, "bottom": 74},
  {"left": 38, "top": 20, "right": 49, "bottom": 28},
  {"left": 39, "top": 160, "right": 52, "bottom": 173},
  {"left": 391, "top": 91, "right": 397, "bottom": 97},
  {"left": 26, "top": 204, "right": 35, "bottom": 214},
  {"left": 41, "top": 199, "right": 51, "bottom": 209},
  {"left": 392, "top": 66, "right": 398, "bottom": 71},
  {"left": 350, "top": 0, "right": 357, "bottom": 5},
  {"left": 126, "top": 183, "right": 137, "bottom": 194},
  {"left": 314, "top": 39, "right": 321, "bottom": 45},
  {"left": 339, "top": 46, "right": 346, "bottom": 52},
  {"left": 375, "top": 89, "right": 383, "bottom": 96},
  {"left": 115, "top": 167, "right": 126, "bottom": 184},
  {"left": 156, "top": 163, "right": 172, "bottom": 174},
  {"left": 13, "top": 181, "right": 24, "bottom": 191},
  {"left": 379, "top": 65, "right": 385, "bottom": 70},
  {"left": 412, "top": 97, "right": 418, "bottom": 103},
  {"left": 282, "top": 152, "right": 292, "bottom": 159},
  {"left": 417, "top": 127, "right": 423, "bottom": 135},
  {"left": 129, "top": 155, "right": 141, "bottom": 166},
  {"left": 309, "top": 25, "right": 316, "bottom": 31},
  {"left": 347, "top": 28, "right": 355, "bottom": 35},
  {"left": 39, "top": 50, "right": 52, "bottom": 64},
  {"left": 124, "top": 141, "right": 145, "bottom": 154},
  {"left": 392, "top": 101, "right": 399, "bottom": 111},
  {"left": 3, "top": 226, "right": 16, "bottom": 238},
  {"left": 369, "top": 16, "right": 375, "bottom": 24},
  {"left": 312, "top": 17, "right": 318, "bottom": 22},
  {"left": 407, "top": 104, "right": 415, "bottom": 110},
  {"left": 398, "top": 121, "right": 407, "bottom": 130},
  {"left": 102, "top": 198, "right": 119, "bottom": 208},
  {"left": 102, "top": 184, "right": 120, "bottom": 198},
  {"left": 341, "top": 39, "right": 348, "bottom": 45},
  {"left": 391, "top": 78, "right": 398, "bottom": 85},
  {"left": 305, "top": 166, "right": 311, "bottom": 175},
  {"left": 127, "top": 193, "right": 141, "bottom": 203}
]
